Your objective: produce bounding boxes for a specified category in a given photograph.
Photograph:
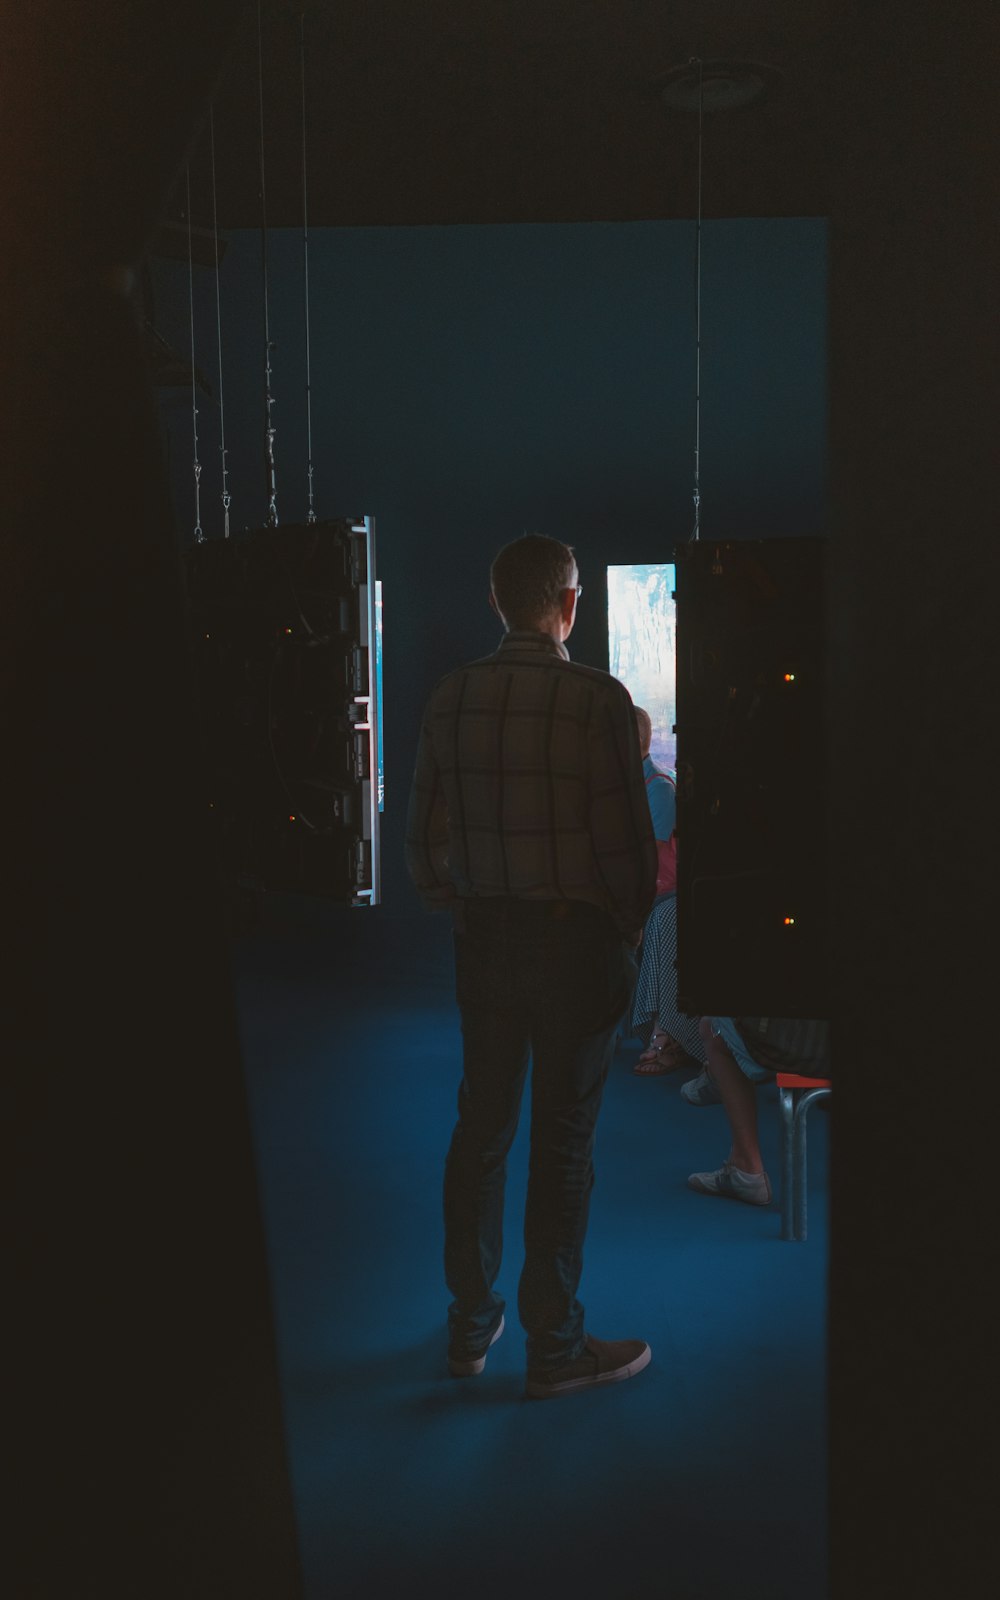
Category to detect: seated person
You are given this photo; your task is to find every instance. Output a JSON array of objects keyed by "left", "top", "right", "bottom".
[
  {"left": 630, "top": 707, "right": 704, "bottom": 1077},
  {"left": 687, "top": 1017, "right": 831, "bottom": 1206}
]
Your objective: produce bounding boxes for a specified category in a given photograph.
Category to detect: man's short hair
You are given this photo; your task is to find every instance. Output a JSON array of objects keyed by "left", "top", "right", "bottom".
[
  {"left": 633, "top": 706, "right": 652, "bottom": 757},
  {"left": 490, "top": 534, "right": 576, "bottom": 630}
]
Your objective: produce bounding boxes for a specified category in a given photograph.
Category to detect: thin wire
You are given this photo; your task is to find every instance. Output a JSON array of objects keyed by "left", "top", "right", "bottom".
[
  {"left": 186, "top": 164, "right": 204, "bottom": 543},
  {"left": 209, "top": 107, "right": 231, "bottom": 538},
  {"left": 691, "top": 56, "right": 704, "bottom": 541},
  {"left": 258, "top": 0, "right": 279, "bottom": 527},
  {"left": 300, "top": 9, "right": 316, "bottom": 524}
]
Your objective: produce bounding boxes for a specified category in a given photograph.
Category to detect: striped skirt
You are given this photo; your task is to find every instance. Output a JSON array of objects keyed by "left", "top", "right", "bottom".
[{"left": 630, "top": 895, "right": 705, "bottom": 1063}]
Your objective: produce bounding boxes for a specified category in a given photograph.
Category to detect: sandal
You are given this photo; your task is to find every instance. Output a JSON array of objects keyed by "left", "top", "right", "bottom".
[{"left": 633, "top": 1033, "right": 690, "bottom": 1075}]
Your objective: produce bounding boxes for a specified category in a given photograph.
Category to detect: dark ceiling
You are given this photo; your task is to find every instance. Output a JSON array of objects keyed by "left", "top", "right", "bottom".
[{"left": 168, "top": 0, "right": 846, "bottom": 236}]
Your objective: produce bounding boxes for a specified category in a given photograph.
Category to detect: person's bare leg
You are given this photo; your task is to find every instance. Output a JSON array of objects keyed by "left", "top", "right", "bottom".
[{"left": 699, "top": 1020, "right": 763, "bottom": 1174}]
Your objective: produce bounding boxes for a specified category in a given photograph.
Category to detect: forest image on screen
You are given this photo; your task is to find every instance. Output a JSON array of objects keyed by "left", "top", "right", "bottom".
[{"left": 607, "top": 563, "right": 676, "bottom": 773}]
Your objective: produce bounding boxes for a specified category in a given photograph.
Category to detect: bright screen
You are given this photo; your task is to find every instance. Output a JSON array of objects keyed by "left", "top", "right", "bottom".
[{"left": 607, "top": 563, "right": 677, "bottom": 773}]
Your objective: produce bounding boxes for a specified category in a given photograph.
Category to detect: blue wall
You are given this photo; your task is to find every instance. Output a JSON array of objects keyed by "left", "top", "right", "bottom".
[{"left": 155, "top": 219, "right": 827, "bottom": 910}]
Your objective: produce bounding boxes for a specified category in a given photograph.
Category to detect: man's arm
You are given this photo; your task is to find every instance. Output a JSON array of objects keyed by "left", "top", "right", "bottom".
[
  {"left": 404, "top": 712, "right": 455, "bottom": 910},
  {"left": 587, "top": 684, "right": 658, "bottom": 937}
]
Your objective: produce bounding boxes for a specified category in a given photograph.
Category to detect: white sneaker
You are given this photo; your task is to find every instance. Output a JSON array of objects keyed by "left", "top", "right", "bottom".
[
  {"left": 680, "top": 1069, "right": 723, "bottom": 1106},
  {"left": 448, "top": 1315, "right": 505, "bottom": 1376},
  {"left": 687, "top": 1162, "right": 772, "bottom": 1206}
]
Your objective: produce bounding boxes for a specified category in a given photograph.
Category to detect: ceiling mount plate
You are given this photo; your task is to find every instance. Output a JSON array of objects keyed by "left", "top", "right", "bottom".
[{"left": 656, "top": 59, "right": 780, "bottom": 113}]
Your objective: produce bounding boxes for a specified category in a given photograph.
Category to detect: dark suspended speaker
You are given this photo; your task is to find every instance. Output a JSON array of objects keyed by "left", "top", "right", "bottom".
[
  {"left": 674, "top": 537, "right": 828, "bottom": 1017},
  {"left": 183, "top": 517, "right": 382, "bottom": 907}
]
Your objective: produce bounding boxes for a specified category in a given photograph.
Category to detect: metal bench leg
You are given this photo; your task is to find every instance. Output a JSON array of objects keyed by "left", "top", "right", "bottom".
[
  {"left": 779, "top": 1085, "right": 796, "bottom": 1240},
  {"left": 793, "top": 1093, "right": 808, "bottom": 1240},
  {"left": 790, "top": 1088, "right": 832, "bottom": 1242}
]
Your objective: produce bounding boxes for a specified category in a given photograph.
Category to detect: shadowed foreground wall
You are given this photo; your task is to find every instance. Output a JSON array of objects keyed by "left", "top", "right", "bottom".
[
  {"left": 827, "top": 3, "right": 997, "bottom": 1593},
  {"left": 5, "top": 5, "right": 303, "bottom": 1595}
]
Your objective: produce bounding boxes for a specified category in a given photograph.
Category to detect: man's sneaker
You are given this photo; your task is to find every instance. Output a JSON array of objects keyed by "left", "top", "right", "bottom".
[
  {"left": 448, "top": 1315, "right": 505, "bottom": 1377},
  {"left": 525, "top": 1335, "right": 651, "bottom": 1399},
  {"left": 680, "top": 1069, "right": 723, "bottom": 1106},
  {"left": 687, "top": 1161, "right": 772, "bottom": 1206}
]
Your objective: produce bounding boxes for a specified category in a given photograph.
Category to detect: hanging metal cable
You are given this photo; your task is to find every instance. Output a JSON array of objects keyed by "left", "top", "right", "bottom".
[
  {"left": 691, "top": 56, "right": 704, "bottom": 541},
  {"left": 257, "top": 0, "right": 279, "bottom": 527},
  {"left": 299, "top": 8, "right": 317, "bottom": 525},
  {"left": 186, "top": 164, "right": 204, "bottom": 544},
  {"left": 209, "top": 106, "right": 231, "bottom": 538}
]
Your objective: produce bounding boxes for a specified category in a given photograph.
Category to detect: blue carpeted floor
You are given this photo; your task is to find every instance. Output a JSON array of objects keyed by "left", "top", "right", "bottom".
[{"left": 233, "top": 907, "right": 828, "bottom": 1600}]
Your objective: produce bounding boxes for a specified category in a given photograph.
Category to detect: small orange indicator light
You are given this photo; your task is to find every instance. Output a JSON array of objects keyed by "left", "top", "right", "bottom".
[
  {"left": 289, "top": 814, "right": 296, "bottom": 822},
  {"left": 784, "top": 673, "right": 795, "bottom": 682},
  {"left": 784, "top": 916, "right": 795, "bottom": 926}
]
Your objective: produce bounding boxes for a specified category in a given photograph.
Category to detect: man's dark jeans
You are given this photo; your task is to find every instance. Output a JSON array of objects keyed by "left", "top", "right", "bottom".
[{"left": 445, "top": 897, "right": 635, "bottom": 1373}]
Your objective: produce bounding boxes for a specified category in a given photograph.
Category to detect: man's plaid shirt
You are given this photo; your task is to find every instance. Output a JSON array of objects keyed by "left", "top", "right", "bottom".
[{"left": 405, "top": 630, "right": 657, "bottom": 937}]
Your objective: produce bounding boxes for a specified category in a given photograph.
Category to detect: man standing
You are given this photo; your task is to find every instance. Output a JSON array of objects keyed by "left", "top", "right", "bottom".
[{"left": 406, "top": 534, "right": 657, "bottom": 1398}]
